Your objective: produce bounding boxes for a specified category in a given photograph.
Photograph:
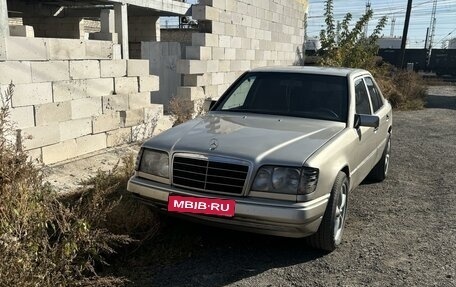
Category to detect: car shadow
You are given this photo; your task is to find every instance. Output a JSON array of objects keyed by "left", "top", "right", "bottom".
[
  {"left": 120, "top": 218, "right": 326, "bottom": 287},
  {"left": 426, "top": 94, "right": 456, "bottom": 110}
]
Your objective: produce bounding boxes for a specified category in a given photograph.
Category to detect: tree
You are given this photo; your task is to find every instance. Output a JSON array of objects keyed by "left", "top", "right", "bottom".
[{"left": 318, "top": 0, "right": 387, "bottom": 69}]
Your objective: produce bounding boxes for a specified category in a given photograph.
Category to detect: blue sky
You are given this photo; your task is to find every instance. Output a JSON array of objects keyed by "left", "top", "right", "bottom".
[
  {"left": 307, "top": 0, "right": 456, "bottom": 48},
  {"left": 164, "top": 0, "right": 456, "bottom": 48}
]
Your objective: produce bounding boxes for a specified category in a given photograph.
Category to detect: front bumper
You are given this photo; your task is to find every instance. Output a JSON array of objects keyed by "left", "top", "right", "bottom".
[{"left": 127, "top": 176, "right": 329, "bottom": 238}]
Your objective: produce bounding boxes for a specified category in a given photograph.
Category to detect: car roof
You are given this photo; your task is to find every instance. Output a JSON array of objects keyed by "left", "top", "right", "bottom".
[{"left": 250, "top": 66, "right": 368, "bottom": 77}]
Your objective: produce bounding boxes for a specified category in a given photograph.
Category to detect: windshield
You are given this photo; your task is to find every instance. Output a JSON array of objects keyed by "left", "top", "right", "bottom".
[{"left": 215, "top": 72, "right": 349, "bottom": 122}]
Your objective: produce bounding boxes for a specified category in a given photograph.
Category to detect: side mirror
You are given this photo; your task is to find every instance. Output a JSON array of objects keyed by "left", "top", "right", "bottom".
[{"left": 354, "top": 114, "right": 379, "bottom": 129}]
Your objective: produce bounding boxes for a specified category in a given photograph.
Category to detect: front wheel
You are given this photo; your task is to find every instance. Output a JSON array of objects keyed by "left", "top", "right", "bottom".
[{"left": 307, "top": 171, "right": 349, "bottom": 252}]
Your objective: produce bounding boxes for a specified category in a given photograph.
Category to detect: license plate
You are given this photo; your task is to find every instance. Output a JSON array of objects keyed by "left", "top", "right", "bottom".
[{"left": 168, "top": 195, "right": 236, "bottom": 217}]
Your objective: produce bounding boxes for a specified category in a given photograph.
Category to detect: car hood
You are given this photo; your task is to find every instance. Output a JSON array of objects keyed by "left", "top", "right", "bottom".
[{"left": 143, "top": 112, "right": 345, "bottom": 166}]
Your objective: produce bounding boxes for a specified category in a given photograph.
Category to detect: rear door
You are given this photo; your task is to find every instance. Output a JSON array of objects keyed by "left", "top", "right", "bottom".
[{"left": 364, "top": 76, "right": 391, "bottom": 162}]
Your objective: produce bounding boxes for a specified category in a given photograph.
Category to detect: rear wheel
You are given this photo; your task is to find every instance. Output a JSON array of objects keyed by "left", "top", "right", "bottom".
[
  {"left": 307, "top": 171, "right": 349, "bottom": 252},
  {"left": 368, "top": 134, "right": 391, "bottom": 182}
]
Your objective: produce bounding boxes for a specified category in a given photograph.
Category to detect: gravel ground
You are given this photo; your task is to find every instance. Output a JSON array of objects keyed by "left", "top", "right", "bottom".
[
  {"left": 46, "top": 86, "right": 455, "bottom": 286},
  {"left": 116, "top": 85, "right": 455, "bottom": 287}
]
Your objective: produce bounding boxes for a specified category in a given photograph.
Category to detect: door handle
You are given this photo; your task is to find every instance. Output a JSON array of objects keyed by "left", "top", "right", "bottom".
[{"left": 386, "top": 114, "right": 390, "bottom": 121}]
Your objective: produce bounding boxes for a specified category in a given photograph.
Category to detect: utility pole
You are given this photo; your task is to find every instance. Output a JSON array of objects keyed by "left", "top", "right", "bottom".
[
  {"left": 364, "top": 0, "right": 371, "bottom": 37},
  {"left": 426, "top": 0, "right": 438, "bottom": 68},
  {"left": 390, "top": 16, "right": 396, "bottom": 37},
  {"left": 400, "top": 0, "right": 413, "bottom": 68}
]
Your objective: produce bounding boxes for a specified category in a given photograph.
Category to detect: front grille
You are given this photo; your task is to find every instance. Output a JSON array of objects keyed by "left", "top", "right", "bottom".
[{"left": 172, "top": 156, "right": 249, "bottom": 195}]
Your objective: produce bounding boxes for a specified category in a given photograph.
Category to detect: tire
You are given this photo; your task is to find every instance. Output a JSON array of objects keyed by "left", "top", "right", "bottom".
[
  {"left": 368, "top": 134, "right": 391, "bottom": 182},
  {"left": 307, "top": 171, "right": 349, "bottom": 252}
]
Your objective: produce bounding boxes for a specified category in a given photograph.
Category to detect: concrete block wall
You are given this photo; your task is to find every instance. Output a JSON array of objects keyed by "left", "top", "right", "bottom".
[
  {"left": 1, "top": 42, "right": 171, "bottom": 164},
  {"left": 176, "top": 0, "right": 308, "bottom": 103}
]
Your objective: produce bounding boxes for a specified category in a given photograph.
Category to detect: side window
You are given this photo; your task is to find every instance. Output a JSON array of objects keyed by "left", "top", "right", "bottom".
[
  {"left": 220, "top": 76, "right": 256, "bottom": 110},
  {"left": 355, "top": 79, "right": 371, "bottom": 115},
  {"left": 364, "top": 77, "right": 383, "bottom": 113}
]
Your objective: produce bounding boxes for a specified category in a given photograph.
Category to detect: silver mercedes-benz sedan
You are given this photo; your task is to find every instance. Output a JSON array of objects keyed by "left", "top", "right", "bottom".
[{"left": 127, "top": 66, "right": 393, "bottom": 251}]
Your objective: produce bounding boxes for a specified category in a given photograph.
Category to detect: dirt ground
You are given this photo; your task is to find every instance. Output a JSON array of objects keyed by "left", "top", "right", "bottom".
[{"left": 47, "top": 86, "right": 456, "bottom": 287}]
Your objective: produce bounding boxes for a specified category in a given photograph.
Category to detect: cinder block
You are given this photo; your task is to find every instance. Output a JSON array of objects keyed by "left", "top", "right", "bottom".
[
  {"left": 89, "top": 32, "right": 118, "bottom": 42},
  {"left": 0, "top": 61, "right": 32, "bottom": 85},
  {"left": 47, "top": 38, "right": 85, "bottom": 60},
  {"left": 107, "top": 128, "right": 131, "bottom": 147},
  {"left": 218, "top": 60, "right": 231, "bottom": 72},
  {"left": 204, "top": 85, "right": 219, "bottom": 99},
  {"left": 86, "top": 78, "right": 114, "bottom": 97},
  {"left": 114, "top": 77, "right": 138, "bottom": 94},
  {"left": 22, "top": 124, "right": 60, "bottom": 150},
  {"left": 211, "top": 72, "right": 225, "bottom": 85},
  {"left": 211, "top": 21, "right": 225, "bottom": 35},
  {"left": 219, "top": 35, "right": 231, "bottom": 48},
  {"left": 75, "top": 133, "right": 107, "bottom": 157},
  {"left": 102, "top": 95, "right": 129, "bottom": 112},
  {"left": 31, "top": 61, "right": 70, "bottom": 83},
  {"left": 131, "top": 104, "right": 164, "bottom": 141},
  {"left": 225, "top": 48, "right": 236, "bottom": 60},
  {"left": 129, "top": 92, "right": 152, "bottom": 110},
  {"left": 9, "top": 106, "right": 35, "bottom": 129},
  {"left": 212, "top": 47, "right": 225, "bottom": 60},
  {"left": 121, "top": 109, "right": 144, "bottom": 127},
  {"left": 206, "top": 60, "right": 219, "bottom": 73},
  {"left": 200, "top": 0, "right": 226, "bottom": 9},
  {"left": 70, "top": 60, "right": 100, "bottom": 80},
  {"left": 59, "top": 118, "right": 92, "bottom": 141},
  {"left": 42, "top": 139, "right": 78, "bottom": 164},
  {"left": 71, "top": 97, "right": 102, "bottom": 119},
  {"left": 85, "top": 40, "right": 114, "bottom": 59},
  {"left": 176, "top": 87, "right": 205, "bottom": 101},
  {"left": 35, "top": 102, "right": 72, "bottom": 126},
  {"left": 92, "top": 112, "right": 121, "bottom": 133},
  {"left": 182, "top": 74, "right": 208, "bottom": 86},
  {"left": 139, "top": 76, "right": 159, "bottom": 92},
  {"left": 143, "top": 114, "right": 172, "bottom": 137},
  {"left": 186, "top": 46, "right": 212, "bottom": 60},
  {"left": 11, "top": 82, "right": 53, "bottom": 107},
  {"left": 192, "top": 5, "right": 220, "bottom": 21},
  {"left": 100, "top": 60, "right": 127, "bottom": 77},
  {"left": 127, "top": 59, "right": 149, "bottom": 76},
  {"left": 246, "top": 49, "right": 255, "bottom": 60},
  {"left": 53, "top": 80, "right": 86, "bottom": 102},
  {"left": 225, "top": 24, "right": 236, "bottom": 36},
  {"left": 225, "top": 0, "right": 237, "bottom": 12},
  {"left": 192, "top": 33, "right": 219, "bottom": 47},
  {"left": 6, "top": 37, "right": 47, "bottom": 61},
  {"left": 231, "top": 37, "right": 242, "bottom": 49},
  {"left": 218, "top": 84, "right": 229, "bottom": 95},
  {"left": 9, "top": 25, "right": 35, "bottom": 37},
  {"left": 27, "top": 148, "right": 42, "bottom": 163},
  {"left": 176, "top": 60, "right": 207, "bottom": 74}
]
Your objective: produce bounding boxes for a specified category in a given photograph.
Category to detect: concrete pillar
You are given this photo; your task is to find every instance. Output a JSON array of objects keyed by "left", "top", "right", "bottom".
[
  {"left": 0, "top": 0, "right": 9, "bottom": 60},
  {"left": 114, "top": 3, "right": 129, "bottom": 59},
  {"left": 100, "top": 9, "right": 115, "bottom": 33}
]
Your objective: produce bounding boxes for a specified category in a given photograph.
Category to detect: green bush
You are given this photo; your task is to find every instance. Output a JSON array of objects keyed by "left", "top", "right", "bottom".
[{"left": 315, "top": 0, "right": 427, "bottom": 110}]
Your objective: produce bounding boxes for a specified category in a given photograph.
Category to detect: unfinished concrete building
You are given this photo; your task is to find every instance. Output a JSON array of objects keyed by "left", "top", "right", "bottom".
[{"left": 0, "top": 0, "right": 308, "bottom": 165}]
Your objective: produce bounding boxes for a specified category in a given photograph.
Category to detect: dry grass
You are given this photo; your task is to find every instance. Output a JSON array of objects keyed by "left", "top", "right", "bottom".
[
  {"left": 168, "top": 97, "right": 207, "bottom": 126},
  {"left": 374, "top": 65, "right": 428, "bottom": 110},
  {"left": 0, "top": 83, "right": 158, "bottom": 286}
]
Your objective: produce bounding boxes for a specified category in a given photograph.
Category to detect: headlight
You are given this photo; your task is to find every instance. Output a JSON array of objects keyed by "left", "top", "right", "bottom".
[
  {"left": 139, "top": 149, "right": 169, "bottom": 178},
  {"left": 252, "top": 166, "right": 302, "bottom": 194}
]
